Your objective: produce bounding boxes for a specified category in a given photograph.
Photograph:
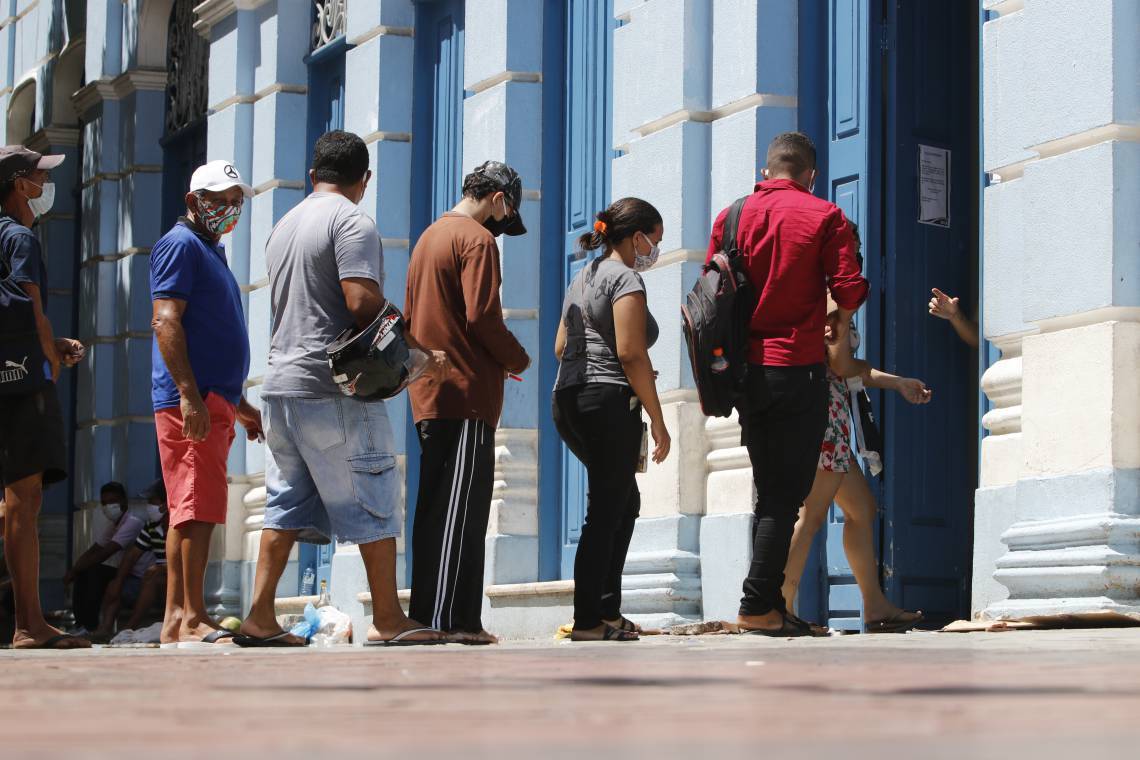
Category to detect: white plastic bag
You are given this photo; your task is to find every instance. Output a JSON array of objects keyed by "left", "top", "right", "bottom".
[{"left": 314, "top": 604, "right": 352, "bottom": 645}]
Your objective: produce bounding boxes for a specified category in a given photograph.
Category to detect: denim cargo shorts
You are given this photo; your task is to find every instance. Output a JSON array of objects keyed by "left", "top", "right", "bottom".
[{"left": 262, "top": 395, "right": 401, "bottom": 545}]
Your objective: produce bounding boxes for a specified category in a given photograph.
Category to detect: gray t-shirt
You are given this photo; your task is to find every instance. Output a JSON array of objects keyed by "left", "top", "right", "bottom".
[
  {"left": 262, "top": 192, "right": 383, "bottom": 397},
  {"left": 554, "top": 257, "right": 659, "bottom": 390}
]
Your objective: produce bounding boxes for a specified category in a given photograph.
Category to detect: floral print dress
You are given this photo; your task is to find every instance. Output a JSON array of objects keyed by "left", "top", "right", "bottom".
[{"left": 817, "top": 326, "right": 860, "bottom": 473}]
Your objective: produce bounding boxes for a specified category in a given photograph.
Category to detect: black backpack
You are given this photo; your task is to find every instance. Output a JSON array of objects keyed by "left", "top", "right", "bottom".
[
  {"left": 682, "top": 196, "right": 756, "bottom": 417},
  {"left": 0, "top": 216, "right": 47, "bottom": 396}
]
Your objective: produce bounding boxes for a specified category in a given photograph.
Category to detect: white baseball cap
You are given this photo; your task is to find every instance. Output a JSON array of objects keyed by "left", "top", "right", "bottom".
[{"left": 189, "top": 159, "right": 253, "bottom": 197}]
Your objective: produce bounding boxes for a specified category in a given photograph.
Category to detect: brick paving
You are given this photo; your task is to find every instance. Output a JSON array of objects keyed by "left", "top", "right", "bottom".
[{"left": 2, "top": 629, "right": 1138, "bottom": 759}]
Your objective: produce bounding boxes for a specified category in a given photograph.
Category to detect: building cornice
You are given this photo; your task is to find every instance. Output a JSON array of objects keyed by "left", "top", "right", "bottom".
[
  {"left": 72, "top": 69, "right": 167, "bottom": 116},
  {"left": 193, "top": 0, "right": 272, "bottom": 37},
  {"left": 25, "top": 127, "right": 82, "bottom": 151}
]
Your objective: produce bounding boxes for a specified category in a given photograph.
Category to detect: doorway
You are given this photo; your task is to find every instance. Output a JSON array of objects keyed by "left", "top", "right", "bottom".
[{"left": 798, "top": 0, "right": 979, "bottom": 629}]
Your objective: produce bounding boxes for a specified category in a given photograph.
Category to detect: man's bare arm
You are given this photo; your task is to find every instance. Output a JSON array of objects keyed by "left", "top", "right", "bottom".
[{"left": 151, "top": 298, "right": 210, "bottom": 441}]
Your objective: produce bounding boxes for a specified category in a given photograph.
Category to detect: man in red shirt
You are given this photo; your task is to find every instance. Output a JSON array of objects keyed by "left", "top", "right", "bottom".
[{"left": 706, "top": 132, "right": 868, "bottom": 636}]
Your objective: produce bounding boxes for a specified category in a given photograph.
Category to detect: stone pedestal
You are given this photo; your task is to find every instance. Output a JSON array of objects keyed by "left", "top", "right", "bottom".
[{"left": 979, "top": 0, "right": 1140, "bottom": 620}]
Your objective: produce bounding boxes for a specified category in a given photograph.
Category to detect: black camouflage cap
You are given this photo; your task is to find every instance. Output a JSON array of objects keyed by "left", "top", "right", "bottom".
[{"left": 471, "top": 160, "right": 526, "bottom": 236}]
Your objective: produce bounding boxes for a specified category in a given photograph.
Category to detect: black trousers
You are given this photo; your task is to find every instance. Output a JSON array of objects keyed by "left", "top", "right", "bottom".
[
  {"left": 553, "top": 383, "right": 642, "bottom": 630},
  {"left": 72, "top": 564, "right": 116, "bottom": 630},
  {"left": 409, "top": 418, "right": 495, "bottom": 633},
  {"left": 739, "top": 364, "right": 829, "bottom": 617}
]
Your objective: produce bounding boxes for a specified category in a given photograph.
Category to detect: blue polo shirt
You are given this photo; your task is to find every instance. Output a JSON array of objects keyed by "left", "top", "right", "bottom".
[{"left": 149, "top": 220, "right": 249, "bottom": 411}]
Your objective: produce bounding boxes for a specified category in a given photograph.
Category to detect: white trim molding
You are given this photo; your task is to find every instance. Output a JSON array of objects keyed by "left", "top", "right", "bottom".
[{"left": 193, "top": 0, "right": 273, "bottom": 36}]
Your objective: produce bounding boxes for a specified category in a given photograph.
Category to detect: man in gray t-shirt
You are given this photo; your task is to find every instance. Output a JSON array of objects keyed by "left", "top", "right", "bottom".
[
  {"left": 237, "top": 130, "right": 445, "bottom": 649},
  {"left": 554, "top": 258, "right": 659, "bottom": 391},
  {"left": 262, "top": 192, "right": 382, "bottom": 396}
]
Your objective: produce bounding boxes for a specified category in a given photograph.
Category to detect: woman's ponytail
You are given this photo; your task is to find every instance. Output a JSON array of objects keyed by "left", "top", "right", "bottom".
[
  {"left": 576, "top": 211, "right": 610, "bottom": 252},
  {"left": 575, "top": 198, "right": 662, "bottom": 255}
]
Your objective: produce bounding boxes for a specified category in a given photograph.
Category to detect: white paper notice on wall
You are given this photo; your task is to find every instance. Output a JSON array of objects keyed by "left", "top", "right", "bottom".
[{"left": 918, "top": 144, "right": 950, "bottom": 228}]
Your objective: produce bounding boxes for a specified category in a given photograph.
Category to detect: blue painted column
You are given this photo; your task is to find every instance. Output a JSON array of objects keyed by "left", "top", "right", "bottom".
[
  {"left": 459, "top": 0, "right": 545, "bottom": 618},
  {"left": 196, "top": 0, "right": 311, "bottom": 615},
  {"left": 610, "top": 0, "right": 724, "bottom": 627},
  {"left": 978, "top": 0, "right": 1140, "bottom": 620},
  {"left": 332, "top": 0, "right": 416, "bottom": 624}
]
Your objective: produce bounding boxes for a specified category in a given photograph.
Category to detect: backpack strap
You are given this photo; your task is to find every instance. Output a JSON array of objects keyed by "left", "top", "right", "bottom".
[{"left": 720, "top": 196, "right": 749, "bottom": 258}]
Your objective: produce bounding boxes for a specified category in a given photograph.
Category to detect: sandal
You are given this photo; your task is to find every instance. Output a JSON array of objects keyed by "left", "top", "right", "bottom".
[
  {"left": 14, "top": 633, "right": 92, "bottom": 650},
  {"left": 865, "top": 610, "right": 923, "bottom": 634},
  {"left": 740, "top": 614, "right": 814, "bottom": 638},
  {"left": 785, "top": 613, "right": 831, "bottom": 637},
  {"left": 570, "top": 623, "right": 639, "bottom": 642},
  {"left": 233, "top": 630, "right": 309, "bottom": 648},
  {"left": 364, "top": 627, "right": 448, "bottom": 647}
]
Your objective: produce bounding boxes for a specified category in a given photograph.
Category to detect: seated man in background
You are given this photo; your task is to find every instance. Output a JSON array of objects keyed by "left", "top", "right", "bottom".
[
  {"left": 93, "top": 479, "right": 169, "bottom": 639},
  {"left": 63, "top": 482, "right": 144, "bottom": 634}
]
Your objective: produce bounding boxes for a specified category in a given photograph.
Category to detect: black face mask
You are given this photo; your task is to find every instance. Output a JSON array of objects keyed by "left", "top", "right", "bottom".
[
  {"left": 483, "top": 215, "right": 512, "bottom": 237},
  {"left": 482, "top": 196, "right": 512, "bottom": 237}
]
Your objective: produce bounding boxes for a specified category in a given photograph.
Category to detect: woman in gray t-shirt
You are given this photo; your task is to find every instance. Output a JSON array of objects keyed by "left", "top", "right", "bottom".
[{"left": 552, "top": 197, "right": 671, "bottom": 643}]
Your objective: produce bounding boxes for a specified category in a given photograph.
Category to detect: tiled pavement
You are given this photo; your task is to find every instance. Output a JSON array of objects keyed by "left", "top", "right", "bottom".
[{"left": 2, "top": 628, "right": 1138, "bottom": 759}]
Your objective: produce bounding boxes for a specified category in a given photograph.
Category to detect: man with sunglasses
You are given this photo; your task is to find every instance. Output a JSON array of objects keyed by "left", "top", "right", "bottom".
[
  {"left": 405, "top": 161, "right": 531, "bottom": 645},
  {"left": 149, "top": 160, "right": 263, "bottom": 648}
]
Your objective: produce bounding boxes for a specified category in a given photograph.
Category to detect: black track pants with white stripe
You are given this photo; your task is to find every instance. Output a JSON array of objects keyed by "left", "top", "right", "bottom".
[{"left": 409, "top": 418, "right": 495, "bottom": 633}]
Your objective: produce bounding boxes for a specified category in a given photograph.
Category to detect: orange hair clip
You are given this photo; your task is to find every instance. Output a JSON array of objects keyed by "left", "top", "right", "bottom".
[{"left": 593, "top": 220, "right": 607, "bottom": 234}]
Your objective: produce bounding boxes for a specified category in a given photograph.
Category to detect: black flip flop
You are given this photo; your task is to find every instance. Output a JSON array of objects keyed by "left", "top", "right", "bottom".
[
  {"left": 865, "top": 610, "right": 924, "bottom": 634},
  {"left": 175, "top": 629, "right": 239, "bottom": 649},
  {"left": 363, "top": 627, "right": 447, "bottom": 647},
  {"left": 785, "top": 613, "right": 831, "bottom": 637},
  {"left": 233, "top": 630, "right": 309, "bottom": 648},
  {"left": 740, "top": 614, "right": 814, "bottom": 638},
  {"left": 570, "top": 623, "right": 639, "bottom": 642},
  {"left": 20, "top": 633, "right": 91, "bottom": 650}
]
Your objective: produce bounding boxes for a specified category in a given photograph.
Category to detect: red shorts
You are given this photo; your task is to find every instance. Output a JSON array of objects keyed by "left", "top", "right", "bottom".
[{"left": 155, "top": 392, "right": 237, "bottom": 528}]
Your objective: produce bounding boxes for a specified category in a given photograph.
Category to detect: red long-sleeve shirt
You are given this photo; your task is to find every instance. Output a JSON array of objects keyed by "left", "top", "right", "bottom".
[{"left": 706, "top": 179, "right": 869, "bottom": 367}]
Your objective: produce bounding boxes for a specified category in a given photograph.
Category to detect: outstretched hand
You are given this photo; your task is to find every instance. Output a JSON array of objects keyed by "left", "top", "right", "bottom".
[
  {"left": 895, "top": 377, "right": 932, "bottom": 405},
  {"left": 928, "top": 288, "right": 961, "bottom": 321}
]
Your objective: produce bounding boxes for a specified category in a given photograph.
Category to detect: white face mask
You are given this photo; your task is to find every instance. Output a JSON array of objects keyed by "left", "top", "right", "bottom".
[
  {"left": 25, "top": 180, "right": 56, "bottom": 218},
  {"left": 146, "top": 504, "right": 164, "bottom": 523},
  {"left": 633, "top": 233, "right": 660, "bottom": 272},
  {"left": 100, "top": 503, "right": 123, "bottom": 522}
]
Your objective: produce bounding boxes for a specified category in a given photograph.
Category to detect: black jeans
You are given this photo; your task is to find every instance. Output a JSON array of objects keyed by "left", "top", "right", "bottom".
[
  {"left": 553, "top": 383, "right": 642, "bottom": 630},
  {"left": 739, "top": 364, "right": 829, "bottom": 617}
]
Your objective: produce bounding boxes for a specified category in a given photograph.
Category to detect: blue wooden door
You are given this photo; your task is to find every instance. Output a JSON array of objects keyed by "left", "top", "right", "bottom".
[
  {"left": 813, "top": 0, "right": 876, "bottom": 631},
  {"left": 407, "top": 0, "right": 465, "bottom": 586},
  {"left": 297, "top": 36, "right": 347, "bottom": 595},
  {"left": 878, "top": 0, "right": 975, "bottom": 627},
  {"left": 559, "top": 0, "right": 613, "bottom": 579}
]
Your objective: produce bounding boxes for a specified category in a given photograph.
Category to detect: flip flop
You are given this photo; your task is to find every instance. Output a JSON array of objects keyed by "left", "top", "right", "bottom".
[
  {"left": 570, "top": 623, "right": 639, "bottom": 642},
  {"left": 740, "top": 614, "right": 814, "bottom": 638},
  {"left": 176, "top": 629, "right": 237, "bottom": 650},
  {"left": 606, "top": 616, "right": 662, "bottom": 635},
  {"left": 865, "top": 610, "right": 924, "bottom": 634},
  {"left": 233, "top": 630, "right": 309, "bottom": 648},
  {"left": 18, "top": 633, "right": 92, "bottom": 650},
  {"left": 363, "top": 627, "right": 448, "bottom": 647},
  {"left": 785, "top": 613, "right": 831, "bottom": 637}
]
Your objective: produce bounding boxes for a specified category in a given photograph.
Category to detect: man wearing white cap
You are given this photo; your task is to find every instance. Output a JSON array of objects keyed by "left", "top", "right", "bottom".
[
  {"left": 149, "top": 159, "right": 263, "bottom": 647},
  {"left": 0, "top": 145, "right": 89, "bottom": 648}
]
